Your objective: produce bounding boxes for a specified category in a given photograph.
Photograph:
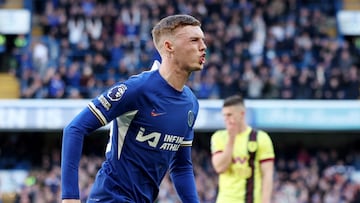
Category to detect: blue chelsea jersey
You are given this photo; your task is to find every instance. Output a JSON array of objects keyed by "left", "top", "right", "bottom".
[{"left": 88, "top": 69, "right": 199, "bottom": 202}]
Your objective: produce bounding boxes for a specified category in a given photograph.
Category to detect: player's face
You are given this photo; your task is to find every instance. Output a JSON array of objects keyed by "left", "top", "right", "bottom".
[
  {"left": 222, "top": 105, "right": 245, "bottom": 132},
  {"left": 172, "top": 25, "right": 207, "bottom": 72}
]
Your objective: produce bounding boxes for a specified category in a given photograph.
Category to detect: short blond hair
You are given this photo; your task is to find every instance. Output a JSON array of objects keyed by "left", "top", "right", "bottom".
[{"left": 151, "top": 14, "right": 201, "bottom": 52}]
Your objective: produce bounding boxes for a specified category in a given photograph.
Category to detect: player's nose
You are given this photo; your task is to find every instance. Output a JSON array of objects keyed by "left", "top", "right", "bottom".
[{"left": 200, "top": 40, "right": 207, "bottom": 51}]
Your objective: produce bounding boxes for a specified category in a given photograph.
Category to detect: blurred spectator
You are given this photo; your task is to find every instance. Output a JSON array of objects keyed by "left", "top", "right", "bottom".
[
  {"left": 46, "top": 69, "right": 66, "bottom": 98},
  {"left": 0, "top": 134, "right": 358, "bottom": 203},
  {"left": 344, "top": 65, "right": 360, "bottom": 99},
  {"left": 85, "top": 17, "right": 102, "bottom": 40},
  {"left": 31, "top": 40, "right": 49, "bottom": 78},
  {"left": 1, "top": 1, "right": 358, "bottom": 202},
  {"left": 7, "top": 0, "right": 357, "bottom": 100},
  {"left": 20, "top": 70, "right": 43, "bottom": 98},
  {"left": 67, "top": 16, "right": 85, "bottom": 48}
]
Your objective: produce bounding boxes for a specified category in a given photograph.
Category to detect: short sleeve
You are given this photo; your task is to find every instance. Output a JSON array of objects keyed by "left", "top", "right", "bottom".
[
  {"left": 256, "top": 130, "right": 275, "bottom": 161},
  {"left": 211, "top": 130, "right": 227, "bottom": 154}
]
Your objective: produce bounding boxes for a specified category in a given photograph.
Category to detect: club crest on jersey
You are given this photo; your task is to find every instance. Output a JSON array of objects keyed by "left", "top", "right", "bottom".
[
  {"left": 188, "top": 110, "right": 195, "bottom": 127},
  {"left": 107, "top": 84, "right": 127, "bottom": 101}
]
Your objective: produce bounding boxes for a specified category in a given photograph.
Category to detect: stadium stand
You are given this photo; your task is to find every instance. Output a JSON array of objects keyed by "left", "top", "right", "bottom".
[
  {"left": 0, "top": 0, "right": 22, "bottom": 9},
  {"left": 0, "top": 0, "right": 360, "bottom": 203},
  {"left": 343, "top": 0, "right": 360, "bottom": 10},
  {"left": 0, "top": 74, "right": 20, "bottom": 98},
  {"left": 0, "top": 0, "right": 358, "bottom": 100},
  {"left": 0, "top": 132, "right": 360, "bottom": 202}
]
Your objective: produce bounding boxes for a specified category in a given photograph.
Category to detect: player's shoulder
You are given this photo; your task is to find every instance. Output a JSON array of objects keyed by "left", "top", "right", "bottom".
[
  {"left": 183, "top": 85, "right": 199, "bottom": 103},
  {"left": 119, "top": 70, "right": 160, "bottom": 94},
  {"left": 107, "top": 71, "right": 151, "bottom": 93},
  {"left": 127, "top": 70, "right": 155, "bottom": 86},
  {"left": 254, "top": 129, "right": 273, "bottom": 143},
  {"left": 183, "top": 85, "right": 194, "bottom": 93},
  {"left": 212, "top": 129, "right": 227, "bottom": 138},
  {"left": 255, "top": 129, "right": 270, "bottom": 137},
  {"left": 211, "top": 130, "right": 227, "bottom": 150}
]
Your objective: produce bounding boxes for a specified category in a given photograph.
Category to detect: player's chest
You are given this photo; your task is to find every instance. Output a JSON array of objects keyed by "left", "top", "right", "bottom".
[
  {"left": 137, "top": 100, "right": 196, "bottom": 134},
  {"left": 232, "top": 137, "right": 251, "bottom": 159}
]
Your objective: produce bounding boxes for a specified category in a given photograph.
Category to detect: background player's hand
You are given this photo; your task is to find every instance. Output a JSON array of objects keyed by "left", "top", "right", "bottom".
[
  {"left": 226, "top": 123, "right": 239, "bottom": 139},
  {"left": 62, "top": 200, "right": 80, "bottom": 203}
]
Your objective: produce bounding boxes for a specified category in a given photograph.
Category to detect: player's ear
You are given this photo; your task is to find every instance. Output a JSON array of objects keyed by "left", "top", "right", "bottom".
[{"left": 164, "top": 40, "right": 174, "bottom": 53}]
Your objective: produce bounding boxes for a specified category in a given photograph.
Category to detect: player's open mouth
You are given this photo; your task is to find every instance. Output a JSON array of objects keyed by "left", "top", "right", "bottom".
[{"left": 200, "top": 54, "right": 206, "bottom": 64}]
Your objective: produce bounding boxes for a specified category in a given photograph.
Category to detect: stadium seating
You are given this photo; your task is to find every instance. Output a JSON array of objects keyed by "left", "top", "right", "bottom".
[
  {"left": 0, "top": 0, "right": 22, "bottom": 9},
  {"left": 0, "top": 0, "right": 360, "bottom": 202},
  {"left": 343, "top": 0, "right": 360, "bottom": 10},
  {"left": 0, "top": 74, "right": 20, "bottom": 98}
]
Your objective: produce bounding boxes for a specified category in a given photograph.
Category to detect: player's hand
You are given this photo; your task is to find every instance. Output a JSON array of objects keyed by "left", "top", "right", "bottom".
[
  {"left": 62, "top": 200, "right": 80, "bottom": 203},
  {"left": 227, "top": 124, "right": 238, "bottom": 139}
]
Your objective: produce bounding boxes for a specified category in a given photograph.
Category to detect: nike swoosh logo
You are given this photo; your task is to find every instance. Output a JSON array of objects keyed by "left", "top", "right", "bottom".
[{"left": 151, "top": 109, "right": 166, "bottom": 117}]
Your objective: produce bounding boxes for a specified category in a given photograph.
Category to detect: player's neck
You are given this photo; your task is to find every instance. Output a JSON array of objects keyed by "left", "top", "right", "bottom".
[
  {"left": 237, "top": 124, "right": 249, "bottom": 135},
  {"left": 159, "top": 61, "right": 190, "bottom": 91}
]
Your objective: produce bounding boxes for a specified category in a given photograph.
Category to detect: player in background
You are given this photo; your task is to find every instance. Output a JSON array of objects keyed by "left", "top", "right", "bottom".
[
  {"left": 61, "top": 14, "right": 207, "bottom": 203},
  {"left": 211, "top": 95, "right": 275, "bottom": 203}
]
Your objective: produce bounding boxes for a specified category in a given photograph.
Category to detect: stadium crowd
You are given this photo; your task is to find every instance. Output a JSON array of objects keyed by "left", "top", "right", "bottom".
[
  {"left": 1, "top": 134, "right": 360, "bottom": 203},
  {"left": 1, "top": 0, "right": 360, "bottom": 202},
  {"left": 7, "top": 0, "right": 359, "bottom": 100}
]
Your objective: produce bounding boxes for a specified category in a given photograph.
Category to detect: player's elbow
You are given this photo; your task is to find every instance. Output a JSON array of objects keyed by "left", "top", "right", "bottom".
[
  {"left": 212, "top": 164, "right": 227, "bottom": 174},
  {"left": 63, "top": 121, "right": 79, "bottom": 135},
  {"left": 63, "top": 119, "right": 87, "bottom": 138},
  {"left": 211, "top": 158, "right": 228, "bottom": 174}
]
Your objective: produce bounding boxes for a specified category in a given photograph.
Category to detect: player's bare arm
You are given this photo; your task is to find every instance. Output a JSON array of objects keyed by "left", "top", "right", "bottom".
[
  {"left": 261, "top": 160, "right": 274, "bottom": 203},
  {"left": 62, "top": 200, "right": 80, "bottom": 203},
  {"left": 211, "top": 135, "right": 236, "bottom": 173}
]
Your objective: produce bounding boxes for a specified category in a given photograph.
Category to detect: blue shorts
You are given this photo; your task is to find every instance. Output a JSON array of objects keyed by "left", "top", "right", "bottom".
[{"left": 87, "top": 168, "right": 135, "bottom": 203}]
